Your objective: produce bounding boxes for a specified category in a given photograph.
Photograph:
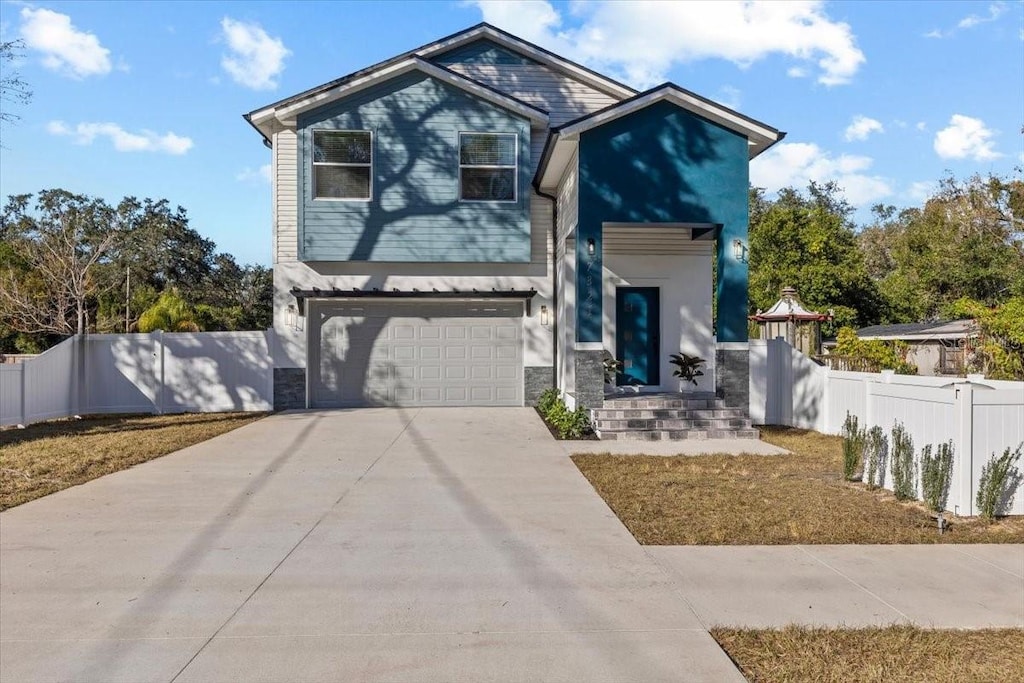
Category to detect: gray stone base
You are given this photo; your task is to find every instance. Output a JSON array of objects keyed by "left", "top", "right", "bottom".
[
  {"left": 273, "top": 368, "right": 306, "bottom": 410},
  {"left": 524, "top": 366, "right": 554, "bottom": 406},
  {"left": 715, "top": 349, "right": 749, "bottom": 409},
  {"left": 574, "top": 350, "right": 605, "bottom": 409}
]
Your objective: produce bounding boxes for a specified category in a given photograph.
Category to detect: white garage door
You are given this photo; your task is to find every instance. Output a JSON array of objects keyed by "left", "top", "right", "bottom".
[{"left": 310, "top": 300, "right": 523, "bottom": 408}]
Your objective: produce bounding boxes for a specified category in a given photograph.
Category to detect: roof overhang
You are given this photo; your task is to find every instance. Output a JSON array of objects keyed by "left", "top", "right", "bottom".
[
  {"left": 535, "top": 83, "right": 785, "bottom": 194},
  {"left": 290, "top": 286, "right": 538, "bottom": 315},
  {"left": 246, "top": 56, "right": 548, "bottom": 142}
]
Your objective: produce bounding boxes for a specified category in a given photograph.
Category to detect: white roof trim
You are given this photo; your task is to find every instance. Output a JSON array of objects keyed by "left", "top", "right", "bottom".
[
  {"left": 417, "top": 25, "right": 635, "bottom": 100},
  {"left": 557, "top": 87, "right": 780, "bottom": 159},
  {"left": 270, "top": 58, "right": 548, "bottom": 125}
]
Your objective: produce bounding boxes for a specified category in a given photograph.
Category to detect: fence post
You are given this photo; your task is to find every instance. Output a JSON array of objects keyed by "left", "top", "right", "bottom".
[
  {"left": 158, "top": 330, "right": 165, "bottom": 415},
  {"left": 863, "top": 376, "right": 874, "bottom": 431},
  {"left": 820, "top": 367, "right": 831, "bottom": 433},
  {"left": 955, "top": 383, "right": 974, "bottom": 517},
  {"left": 19, "top": 362, "right": 27, "bottom": 428}
]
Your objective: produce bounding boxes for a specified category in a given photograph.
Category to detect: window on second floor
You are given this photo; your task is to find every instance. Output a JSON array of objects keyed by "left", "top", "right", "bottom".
[
  {"left": 459, "top": 133, "right": 516, "bottom": 202},
  {"left": 313, "top": 130, "right": 372, "bottom": 200}
]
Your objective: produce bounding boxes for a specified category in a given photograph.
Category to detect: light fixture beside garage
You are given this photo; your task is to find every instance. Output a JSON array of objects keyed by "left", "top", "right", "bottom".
[
  {"left": 540, "top": 305, "right": 550, "bottom": 326},
  {"left": 286, "top": 304, "right": 304, "bottom": 332},
  {"left": 587, "top": 238, "right": 596, "bottom": 256}
]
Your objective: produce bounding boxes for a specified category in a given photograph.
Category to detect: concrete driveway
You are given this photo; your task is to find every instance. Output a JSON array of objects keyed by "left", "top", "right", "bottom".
[{"left": 0, "top": 408, "right": 740, "bottom": 682}]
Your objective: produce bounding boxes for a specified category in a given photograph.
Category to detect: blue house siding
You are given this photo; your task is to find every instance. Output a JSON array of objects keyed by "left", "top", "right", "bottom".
[
  {"left": 576, "top": 100, "right": 750, "bottom": 344},
  {"left": 297, "top": 71, "right": 532, "bottom": 263},
  {"left": 433, "top": 39, "right": 540, "bottom": 66}
]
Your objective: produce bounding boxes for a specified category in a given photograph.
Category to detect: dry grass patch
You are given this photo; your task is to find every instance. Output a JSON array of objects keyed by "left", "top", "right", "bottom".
[
  {"left": 0, "top": 412, "right": 264, "bottom": 510},
  {"left": 571, "top": 427, "right": 1024, "bottom": 544},
  {"left": 712, "top": 626, "right": 1024, "bottom": 683}
]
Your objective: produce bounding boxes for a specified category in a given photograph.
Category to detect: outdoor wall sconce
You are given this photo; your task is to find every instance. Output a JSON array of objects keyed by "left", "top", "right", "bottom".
[
  {"left": 732, "top": 239, "right": 748, "bottom": 263},
  {"left": 587, "top": 238, "right": 596, "bottom": 256},
  {"left": 540, "top": 305, "right": 550, "bottom": 326}
]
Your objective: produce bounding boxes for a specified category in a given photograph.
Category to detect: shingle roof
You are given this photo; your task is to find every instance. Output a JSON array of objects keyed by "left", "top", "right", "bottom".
[{"left": 856, "top": 320, "right": 976, "bottom": 340}]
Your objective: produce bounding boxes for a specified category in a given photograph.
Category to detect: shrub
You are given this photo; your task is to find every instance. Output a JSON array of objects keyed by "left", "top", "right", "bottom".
[
  {"left": 536, "top": 390, "right": 591, "bottom": 439},
  {"left": 890, "top": 422, "right": 916, "bottom": 501},
  {"left": 864, "top": 426, "right": 887, "bottom": 490},
  {"left": 920, "top": 441, "right": 955, "bottom": 513},
  {"left": 537, "top": 388, "right": 559, "bottom": 416},
  {"left": 841, "top": 413, "right": 865, "bottom": 481},
  {"left": 976, "top": 445, "right": 1023, "bottom": 519},
  {"left": 602, "top": 353, "right": 623, "bottom": 385},
  {"left": 833, "top": 327, "right": 917, "bottom": 375}
]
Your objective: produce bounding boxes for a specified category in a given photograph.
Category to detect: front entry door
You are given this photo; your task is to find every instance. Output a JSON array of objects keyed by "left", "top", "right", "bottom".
[{"left": 615, "top": 287, "right": 660, "bottom": 386}]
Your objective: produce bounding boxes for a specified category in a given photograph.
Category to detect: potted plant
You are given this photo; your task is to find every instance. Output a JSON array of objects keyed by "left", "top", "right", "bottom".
[
  {"left": 669, "top": 352, "right": 706, "bottom": 388},
  {"left": 602, "top": 352, "right": 624, "bottom": 388}
]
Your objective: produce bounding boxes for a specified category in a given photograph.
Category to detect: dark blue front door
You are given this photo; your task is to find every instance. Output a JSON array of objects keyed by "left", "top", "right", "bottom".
[{"left": 615, "top": 287, "right": 660, "bottom": 386}]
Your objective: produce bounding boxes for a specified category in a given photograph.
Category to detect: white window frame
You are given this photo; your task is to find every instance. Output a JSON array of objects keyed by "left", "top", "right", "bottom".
[
  {"left": 458, "top": 132, "right": 518, "bottom": 204},
  {"left": 312, "top": 129, "right": 373, "bottom": 202}
]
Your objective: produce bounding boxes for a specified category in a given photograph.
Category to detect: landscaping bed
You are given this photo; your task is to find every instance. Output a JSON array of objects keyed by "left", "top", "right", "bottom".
[
  {"left": 712, "top": 625, "right": 1024, "bottom": 683},
  {"left": 534, "top": 389, "right": 597, "bottom": 440},
  {"left": 571, "top": 427, "right": 1024, "bottom": 544},
  {"left": 0, "top": 412, "right": 265, "bottom": 510}
]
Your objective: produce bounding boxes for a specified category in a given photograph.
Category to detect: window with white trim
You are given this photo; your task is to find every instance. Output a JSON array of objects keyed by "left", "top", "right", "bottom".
[
  {"left": 459, "top": 133, "right": 516, "bottom": 202},
  {"left": 313, "top": 130, "right": 372, "bottom": 200}
]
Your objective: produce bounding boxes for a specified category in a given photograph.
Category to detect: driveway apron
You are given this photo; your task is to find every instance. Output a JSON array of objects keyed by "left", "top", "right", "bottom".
[{"left": 0, "top": 408, "right": 740, "bottom": 682}]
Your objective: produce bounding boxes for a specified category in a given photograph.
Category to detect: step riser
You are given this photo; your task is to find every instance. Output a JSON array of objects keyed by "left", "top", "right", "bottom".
[
  {"left": 602, "top": 400, "right": 727, "bottom": 410},
  {"left": 592, "top": 409, "right": 748, "bottom": 420},
  {"left": 596, "top": 429, "right": 761, "bottom": 441},
  {"left": 596, "top": 419, "right": 753, "bottom": 430}
]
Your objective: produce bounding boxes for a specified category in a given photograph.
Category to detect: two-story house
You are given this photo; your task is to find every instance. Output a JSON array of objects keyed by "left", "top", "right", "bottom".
[{"left": 245, "top": 23, "right": 783, "bottom": 415}]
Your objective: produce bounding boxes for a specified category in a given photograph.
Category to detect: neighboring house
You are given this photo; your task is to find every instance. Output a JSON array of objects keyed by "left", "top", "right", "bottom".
[
  {"left": 245, "top": 23, "right": 784, "bottom": 411},
  {"left": 853, "top": 320, "right": 978, "bottom": 376}
]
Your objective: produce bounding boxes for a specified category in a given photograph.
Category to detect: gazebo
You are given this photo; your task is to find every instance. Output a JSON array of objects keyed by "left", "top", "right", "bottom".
[{"left": 750, "top": 286, "right": 832, "bottom": 356}]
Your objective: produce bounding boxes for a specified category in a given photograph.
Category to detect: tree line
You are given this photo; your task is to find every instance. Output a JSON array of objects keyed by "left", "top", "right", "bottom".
[
  {"left": 749, "top": 172, "right": 1023, "bottom": 378},
  {"left": 1, "top": 189, "right": 272, "bottom": 353}
]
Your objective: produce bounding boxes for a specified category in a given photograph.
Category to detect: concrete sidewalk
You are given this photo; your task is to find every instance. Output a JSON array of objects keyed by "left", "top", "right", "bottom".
[
  {"left": 0, "top": 408, "right": 742, "bottom": 683},
  {"left": 648, "top": 544, "right": 1024, "bottom": 628}
]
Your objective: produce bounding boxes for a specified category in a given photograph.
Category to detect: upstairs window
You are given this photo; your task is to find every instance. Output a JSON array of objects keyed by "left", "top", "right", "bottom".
[
  {"left": 313, "top": 130, "right": 372, "bottom": 200},
  {"left": 459, "top": 133, "right": 517, "bottom": 202}
]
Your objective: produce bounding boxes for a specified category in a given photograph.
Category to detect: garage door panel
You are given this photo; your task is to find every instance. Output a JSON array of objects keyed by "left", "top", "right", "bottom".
[{"left": 311, "top": 302, "right": 523, "bottom": 408}]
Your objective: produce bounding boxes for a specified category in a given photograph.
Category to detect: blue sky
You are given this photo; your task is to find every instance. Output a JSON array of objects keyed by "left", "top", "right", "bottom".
[{"left": 1, "top": 1, "right": 1021, "bottom": 267}]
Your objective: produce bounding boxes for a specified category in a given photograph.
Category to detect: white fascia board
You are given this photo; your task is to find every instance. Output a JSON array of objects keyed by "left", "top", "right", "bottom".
[
  {"left": 537, "top": 137, "right": 577, "bottom": 193},
  {"left": 273, "top": 58, "right": 547, "bottom": 125},
  {"left": 417, "top": 26, "right": 635, "bottom": 100},
  {"left": 557, "top": 88, "right": 779, "bottom": 159}
]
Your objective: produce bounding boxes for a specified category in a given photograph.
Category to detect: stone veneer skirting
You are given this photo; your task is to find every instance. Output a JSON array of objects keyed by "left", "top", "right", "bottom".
[
  {"left": 715, "top": 348, "right": 749, "bottom": 408},
  {"left": 524, "top": 366, "right": 554, "bottom": 406},
  {"left": 273, "top": 368, "right": 306, "bottom": 410},
  {"left": 574, "top": 350, "right": 606, "bottom": 409}
]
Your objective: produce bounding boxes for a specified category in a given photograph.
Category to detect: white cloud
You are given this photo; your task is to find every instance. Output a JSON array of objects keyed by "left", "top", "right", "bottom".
[
  {"left": 750, "top": 141, "right": 893, "bottom": 206},
  {"left": 47, "top": 120, "right": 193, "bottom": 155},
  {"left": 470, "top": 0, "right": 865, "bottom": 88},
  {"left": 220, "top": 18, "right": 290, "bottom": 90},
  {"left": 716, "top": 85, "right": 741, "bottom": 109},
  {"left": 19, "top": 7, "right": 112, "bottom": 78},
  {"left": 237, "top": 164, "right": 272, "bottom": 184},
  {"left": 906, "top": 181, "right": 936, "bottom": 203},
  {"left": 933, "top": 114, "right": 1001, "bottom": 161},
  {"left": 924, "top": 2, "right": 1006, "bottom": 38},
  {"left": 786, "top": 66, "right": 808, "bottom": 78},
  {"left": 915, "top": 121, "right": 927, "bottom": 132},
  {"left": 844, "top": 115, "right": 884, "bottom": 142}
]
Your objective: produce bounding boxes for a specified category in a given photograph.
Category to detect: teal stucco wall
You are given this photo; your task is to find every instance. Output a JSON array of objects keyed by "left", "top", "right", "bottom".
[
  {"left": 297, "top": 71, "right": 532, "bottom": 263},
  {"left": 576, "top": 99, "right": 750, "bottom": 343}
]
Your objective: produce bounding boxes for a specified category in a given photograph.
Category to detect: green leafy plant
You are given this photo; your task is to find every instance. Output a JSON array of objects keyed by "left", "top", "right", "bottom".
[
  {"left": 833, "top": 328, "right": 917, "bottom": 375},
  {"left": 976, "top": 444, "right": 1023, "bottom": 519},
  {"left": 890, "top": 422, "right": 916, "bottom": 501},
  {"left": 537, "top": 388, "right": 559, "bottom": 416},
  {"left": 920, "top": 441, "right": 955, "bottom": 513},
  {"left": 602, "top": 353, "right": 623, "bottom": 385},
  {"left": 864, "top": 426, "right": 887, "bottom": 490},
  {"left": 536, "top": 389, "right": 591, "bottom": 439},
  {"left": 669, "top": 352, "right": 706, "bottom": 386},
  {"left": 841, "top": 412, "right": 865, "bottom": 481}
]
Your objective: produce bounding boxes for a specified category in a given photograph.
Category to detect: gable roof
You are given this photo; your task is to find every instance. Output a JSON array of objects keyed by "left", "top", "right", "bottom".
[
  {"left": 534, "top": 83, "right": 785, "bottom": 193},
  {"left": 244, "top": 23, "right": 636, "bottom": 143}
]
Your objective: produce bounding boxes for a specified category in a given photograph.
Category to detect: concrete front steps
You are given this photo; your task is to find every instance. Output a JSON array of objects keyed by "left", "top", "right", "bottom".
[{"left": 592, "top": 392, "right": 759, "bottom": 441}]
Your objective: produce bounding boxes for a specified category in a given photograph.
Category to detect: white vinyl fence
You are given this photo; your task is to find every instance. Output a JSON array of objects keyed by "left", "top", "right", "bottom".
[
  {"left": 1, "top": 332, "right": 273, "bottom": 428},
  {"left": 751, "top": 338, "right": 1024, "bottom": 516}
]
